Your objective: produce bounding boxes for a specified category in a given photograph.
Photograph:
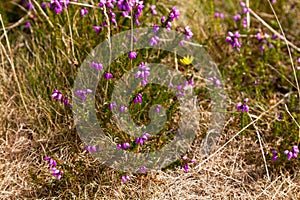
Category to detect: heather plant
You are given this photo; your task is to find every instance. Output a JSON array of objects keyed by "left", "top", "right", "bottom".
[{"left": 1, "top": 0, "right": 300, "bottom": 199}]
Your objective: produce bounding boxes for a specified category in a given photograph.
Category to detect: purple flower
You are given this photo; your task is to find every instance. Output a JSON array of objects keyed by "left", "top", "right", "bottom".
[
  {"left": 93, "top": 26, "right": 102, "bottom": 34},
  {"left": 271, "top": 149, "right": 278, "bottom": 161},
  {"left": 150, "top": 5, "right": 157, "bottom": 15},
  {"left": 109, "top": 103, "right": 117, "bottom": 110},
  {"left": 80, "top": 7, "right": 88, "bottom": 17},
  {"left": 121, "top": 175, "right": 130, "bottom": 183},
  {"left": 237, "top": 98, "right": 249, "bottom": 112},
  {"left": 50, "top": 167, "right": 63, "bottom": 180},
  {"left": 183, "top": 164, "right": 189, "bottom": 173},
  {"left": 153, "top": 24, "right": 159, "bottom": 34},
  {"left": 297, "top": 58, "right": 300, "bottom": 64},
  {"left": 128, "top": 51, "right": 137, "bottom": 59},
  {"left": 120, "top": 106, "right": 127, "bottom": 112},
  {"left": 225, "top": 31, "right": 242, "bottom": 51},
  {"left": 161, "top": 16, "right": 166, "bottom": 23},
  {"left": 25, "top": 21, "right": 31, "bottom": 29},
  {"left": 139, "top": 166, "right": 147, "bottom": 173},
  {"left": 233, "top": 14, "right": 241, "bottom": 21},
  {"left": 208, "top": 77, "right": 221, "bottom": 87},
  {"left": 117, "top": 142, "right": 130, "bottom": 150},
  {"left": 134, "top": 93, "right": 143, "bottom": 104},
  {"left": 49, "top": 0, "right": 70, "bottom": 14},
  {"left": 169, "top": 7, "right": 180, "bottom": 21},
  {"left": 184, "top": 26, "right": 193, "bottom": 40},
  {"left": 26, "top": 2, "right": 34, "bottom": 10},
  {"left": 41, "top": 2, "right": 47, "bottom": 10},
  {"left": 150, "top": 36, "right": 160, "bottom": 46},
  {"left": 85, "top": 145, "right": 101, "bottom": 153},
  {"left": 256, "top": 32, "right": 262, "bottom": 40},
  {"left": 214, "top": 12, "right": 219, "bottom": 18},
  {"left": 240, "top": 2, "right": 246, "bottom": 7},
  {"left": 44, "top": 157, "right": 57, "bottom": 167},
  {"left": 105, "top": 73, "right": 113, "bottom": 80},
  {"left": 75, "top": 89, "right": 92, "bottom": 101},
  {"left": 90, "top": 61, "right": 103, "bottom": 71},
  {"left": 135, "top": 133, "right": 151, "bottom": 145},
  {"left": 156, "top": 105, "right": 162, "bottom": 113}
]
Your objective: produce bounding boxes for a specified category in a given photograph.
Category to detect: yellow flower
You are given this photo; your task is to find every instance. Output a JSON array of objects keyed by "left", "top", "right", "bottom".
[{"left": 179, "top": 55, "right": 194, "bottom": 65}]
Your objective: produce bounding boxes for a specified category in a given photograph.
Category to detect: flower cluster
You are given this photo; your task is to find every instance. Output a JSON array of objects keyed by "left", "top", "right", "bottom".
[
  {"left": 52, "top": 89, "right": 72, "bottom": 108},
  {"left": 105, "top": 73, "right": 114, "bottom": 80},
  {"left": 129, "top": 51, "right": 137, "bottom": 59},
  {"left": 84, "top": 145, "right": 101, "bottom": 153},
  {"left": 135, "top": 133, "right": 151, "bottom": 145},
  {"left": 284, "top": 145, "right": 299, "bottom": 160},
  {"left": 184, "top": 26, "right": 194, "bottom": 40},
  {"left": 117, "top": 142, "right": 130, "bottom": 150},
  {"left": 75, "top": 89, "right": 92, "bottom": 101},
  {"left": 225, "top": 31, "right": 242, "bottom": 51},
  {"left": 150, "top": 5, "right": 157, "bottom": 15},
  {"left": 109, "top": 103, "right": 127, "bottom": 112},
  {"left": 135, "top": 62, "right": 150, "bottom": 86},
  {"left": 90, "top": 61, "right": 103, "bottom": 71},
  {"left": 121, "top": 175, "right": 131, "bottom": 182},
  {"left": 134, "top": 93, "right": 143, "bottom": 104},
  {"left": 116, "top": 0, "right": 144, "bottom": 25},
  {"left": 49, "top": 0, "right": 70, "bottom": 14},
  {"left": 161, "top": 7, "right": 180, "bottom": 31},
  {"left": 139, "top": 166, "right": 147, "bottom": 173},
  {"left": 255, "top": 32, "right": 275, "bottom": 51},
  {"left": 208, "top": 77, "right": 221, "bottom": 87},
  {"left": 44, "top": 157, "right": 63, "bottom": 180},
  {"left": 271, "top": 149, "right": 278, "bottom": 161},
  {"left": 214, "top": 12, "right": 224, "bottom": 19},
  {"left": 237, "top": 98, "right": 249, "bottom": 113},
  {"left": 80, "top": 7, "right": 89, "bottom": 17},
  {"left": 181, "top": 156, "right": 196, "bottom": 173}
]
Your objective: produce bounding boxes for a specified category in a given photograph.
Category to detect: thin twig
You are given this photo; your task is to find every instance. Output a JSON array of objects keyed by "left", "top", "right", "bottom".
[{"left": 248, "top": 113, "right": 270, "bottom": 182}]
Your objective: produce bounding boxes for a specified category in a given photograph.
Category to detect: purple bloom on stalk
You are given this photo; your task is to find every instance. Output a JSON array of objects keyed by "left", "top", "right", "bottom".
[
  {"left": 109, "top": 103, "right": 117, "bottom": 110},
  {"left": 156, "top": 105, "right": 162, "bottom": 113},
  {"left": 52, "top": 90, "right": 63, "bottom": 101},
  {"left": 122, "top": 142, "right": 130, "bottom": 149},
  {"left": 183, "top": 164, "right": 189, "bottom": 173},
  {"left": 75, "top": 89, "right": 92, "bottom": 101},
  {"left": 25, "top": 22, "right": 31, "bottom": 29},
  {"left": 26, "top": 2, "right": 34, "bottom": 10},
  {"left": 161, "top": 16, "right": 166, "bottom": 23},
  {"left": 219, "top": 13, "right": 224, "bottom": 19},
  {"left": 214, "top": 12, "right": 219, "bottom": 18},
  {"left": 135, "top": 133, "right": 151, "bottom": 145},
  {"left": 120, "top": 106, "right": 127, "bottom": 112},
  {"left": 256, "top": 32, "right": 262, "bottom": 40},
  {"left": 150, "top": 36, "right": 160, "bottom": 46},
  {"left": 135, "top": 62, "right": 150, "bottom": 86},
  {"left": 237, "top": 98, "right": 249, "bottom": 112},
  {"left": 93, "top": 26, "right": 102, "bottom": 34},
  {"left": 105, "top": 73, "right": 113, "bottom": 80},
  {"left": 184, "top": 26, "right": 193, "bottom": 40},
  {"left": 233, "top": 14, "right": 241, "bottom": 21},
  {"left": 80, "top": 7, "right": 88, "bottom": 17},
  {"left": 41, "top": 2, "right": 47, "bottom": 10},
  {"left": 50, "top": 167, "right": 63, "bottom": 180},
  {"left": 169, "top": 7, "right": 180, "bottom": 21},
  {"left": 128, "top": 51, "right": 137, "bottom": 59},
  {"left": 139, "top": 166, "right": 147, "bottom": 173},
  {"left": 297, "top": 58, "right": 300, "bottom": 64},
  {"left": 240, "top": 1, "right": 246, "bottom": 7},
  {"left": 284, "top": 150, "right": 293, "bottom": 160},
  {"left": 153, "top": 24, "right": 159, "bottom": 34},
  {"left": 121, "top": 175, "right": 130, "bottom": 183},
  {"left": 134, "top": 93, "right": 142, "bottom": 104},
  {"left": 271, "top": 149, "right": 278, "bottom": 161},
  {"left": 225, "top": 31, "right": 242, "bottom": 51},
  {"left": 44, "top": 157, "right": 57, "bottom": 167},
  {"left": 90, "top": 61, "right": 103, "bottom": 71},
  {"left": 150, "top": 5, "right": 157, "bottom": 15}
]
